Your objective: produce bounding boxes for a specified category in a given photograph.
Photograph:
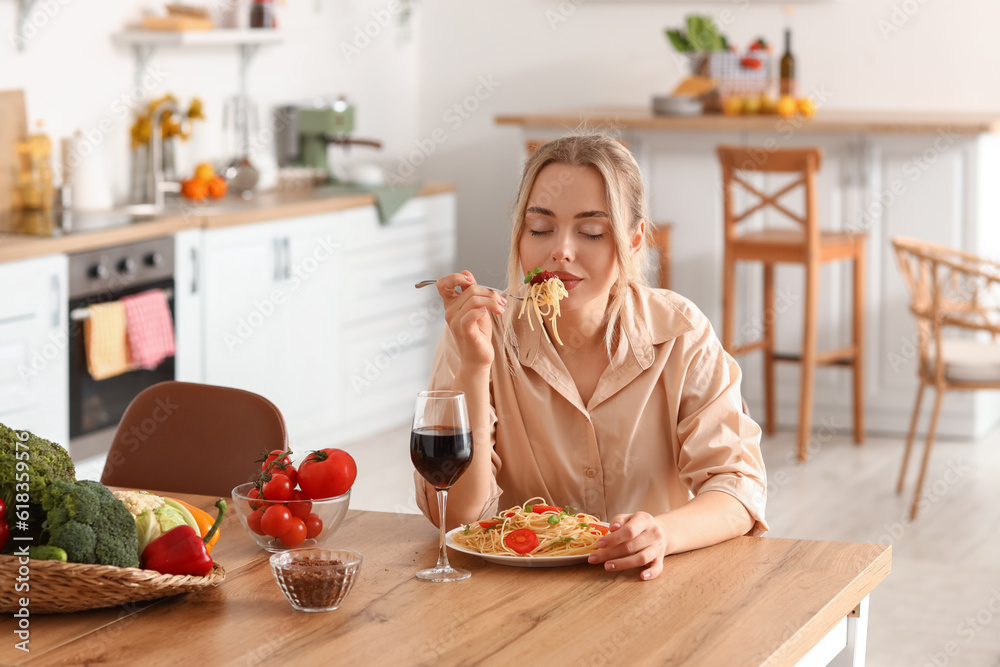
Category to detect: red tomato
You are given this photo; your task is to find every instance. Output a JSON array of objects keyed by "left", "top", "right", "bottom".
[
  {"left": 530, "top": 505, "right": 561, "bottom": 514},
  {"left": 273, "top": 464, "right": 298, "bottom": 489},
  {"left": 287, "top": 489, "right": 312, "bottom": 519},
  {"left": 262, "top": 474, "right": 293, "bottom": 502},
  {"left": 261, "top": 505, "right": 293, "bottom": 537},
  {"left": 589, "top": 523, "right": 610, "bottom": 536},
  {"left": 246, "top": 508, "right": 265, "bottom": 535},
  {"left": 505, "top": 528, "right": 539, "bottom": 554},
  {"left": 260, "top": 449, "right": 291, "bottom": 471},
  {"left": 279, "top": 517, "right": 307, "bottom": 547},
  {"left": 298, "top": 448, "right": 357, "bottom": 499},
  {"left": 478, "top": 520, "right": 502, "bottom": 530},
  {"left": 247, "top": 487, "right": 264, "bottom": 511},
  {"left": 303, "top": 513, "right": 323, "bottom": 539}
]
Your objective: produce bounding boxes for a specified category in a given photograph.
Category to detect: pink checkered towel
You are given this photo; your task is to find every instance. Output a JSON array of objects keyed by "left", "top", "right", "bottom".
[{"left": 122, "top": 289, "right": 176, "bottom": 370}]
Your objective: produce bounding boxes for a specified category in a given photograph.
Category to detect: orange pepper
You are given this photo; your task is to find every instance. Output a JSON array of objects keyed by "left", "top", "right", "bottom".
[{"left": 167, "top": 497, "right": 221, "bottom": 553}]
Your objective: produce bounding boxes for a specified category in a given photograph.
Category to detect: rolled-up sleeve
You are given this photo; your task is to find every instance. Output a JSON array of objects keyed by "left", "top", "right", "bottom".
[
  {"left": 413, "top": 327, "right": 503, "bottom": 522},
  {"left": 673, "top": 321, "right": 768, "bottom": 536}
]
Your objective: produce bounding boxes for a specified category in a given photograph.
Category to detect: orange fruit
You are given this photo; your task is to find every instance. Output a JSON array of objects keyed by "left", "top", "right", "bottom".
[
  {"left": 206, "top": 176, "right": 227, "bottom": 200},
  {"left": 181, "top": 178, "right": 208, "bottom": 201},
  {"left": 797, "top": 97, "right": 817, "bottom": 118},
  {"left": 777, "top": 95, "right": 797, "bottom": 119},
  {"left": 722, "top": 96, "right": 744, "bottom": 117},
  {"left": 194, "top": 162, "right": 215, "bottom": 181}
]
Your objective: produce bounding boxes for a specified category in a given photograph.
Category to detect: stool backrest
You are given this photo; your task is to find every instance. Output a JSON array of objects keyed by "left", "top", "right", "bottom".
[{"left": 716, "top": 145, "right": 823, "bottom": 246}]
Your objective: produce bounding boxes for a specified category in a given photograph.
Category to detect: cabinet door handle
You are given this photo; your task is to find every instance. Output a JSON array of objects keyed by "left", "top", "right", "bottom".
[
  {"left": 50, "top": 274, "right": 61, "bottom": 328},
  {"left": 284, "top": 238, "right": 291, "bottom": 280},
  {"left": 190, "top": 247, "right": 199, "bottom": 294},
  {"left": 274, "top": 238, "right": 283, "bottom": 281}
]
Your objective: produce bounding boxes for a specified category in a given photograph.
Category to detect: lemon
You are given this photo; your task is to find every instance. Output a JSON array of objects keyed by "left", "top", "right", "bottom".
[
  {"left": 760, "top": 94, "right": 778, "bottom": 115},
  {"left": 741, "top": 95, "right": 761, "bottom": 115},
  {"left": 797, "top": 97, "right": 817, "bottom": 118},
  {"left": 777, "top": 95, "right": 798, "bottom": 119},
  {"left": 194, "top": 162, "right": 215, "bottom": 181},
  {"left": 723, "top": 96, "right": 744, "bottom": 117}
]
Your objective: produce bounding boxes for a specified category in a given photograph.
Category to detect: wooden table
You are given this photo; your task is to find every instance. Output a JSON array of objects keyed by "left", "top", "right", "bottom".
[{"left": 2, "top": 493, "right": 891, "bottom": 666}]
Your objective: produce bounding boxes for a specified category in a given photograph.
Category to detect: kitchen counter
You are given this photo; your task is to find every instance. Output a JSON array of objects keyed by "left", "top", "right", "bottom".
[
  {"left": 0, "top": 182, "right": 455, "bottom": 263},
  {"left": 496, "top": 108, "right": 1000, "bottom": 135}
]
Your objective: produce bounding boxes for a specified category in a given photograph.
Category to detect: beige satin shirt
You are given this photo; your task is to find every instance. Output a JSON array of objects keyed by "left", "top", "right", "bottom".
[{"left": 416, "top": 284, "right": 768, "bottom": 535}]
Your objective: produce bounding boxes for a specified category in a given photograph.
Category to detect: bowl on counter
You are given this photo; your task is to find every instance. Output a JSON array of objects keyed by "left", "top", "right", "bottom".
[
  {"left": 270, "top": 548, "right": 363, "bottom": 612},
  {"left": 232, "top": 483, "right": 351, "bottom": 553},
  {"left": 651, "top": 94, "right": 704, "bottom": 117}
]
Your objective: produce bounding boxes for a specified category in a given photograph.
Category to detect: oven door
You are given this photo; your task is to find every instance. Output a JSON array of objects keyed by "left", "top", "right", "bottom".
[{"left": 68, "top": 278, "right": 176, "bottom": 446}]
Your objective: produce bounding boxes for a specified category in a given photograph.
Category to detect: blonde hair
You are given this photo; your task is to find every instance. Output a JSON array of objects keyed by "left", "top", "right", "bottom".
[{"left": 502, "top": 134, "right": 649, "bottom": 361}]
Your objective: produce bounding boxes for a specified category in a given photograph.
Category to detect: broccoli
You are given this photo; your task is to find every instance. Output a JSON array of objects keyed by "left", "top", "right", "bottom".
[
  {"left": 41, "top": 480, "right": 140, "bottom": 568},
  {"left": 0, "top": 422, "right": 76, "bottom": 544}
]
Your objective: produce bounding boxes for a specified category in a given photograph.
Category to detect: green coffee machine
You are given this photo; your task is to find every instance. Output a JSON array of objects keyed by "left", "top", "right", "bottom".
[{"left": 280, "top": 97, "right": 382, "bottom": 177}]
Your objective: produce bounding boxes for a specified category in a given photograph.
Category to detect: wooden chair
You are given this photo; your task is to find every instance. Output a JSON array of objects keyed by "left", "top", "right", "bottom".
[
  {"left": 526, "top": 139, "right": 672, "bottom": 290},
  {"left": 892, "top": 237, "right": 1000, "bottom": 519},
  {"left": 717, "top": 146, "right": 866, "bottom": 461},
  {"left": 101, "top": 381, "right": 288, "bottom": 497}
]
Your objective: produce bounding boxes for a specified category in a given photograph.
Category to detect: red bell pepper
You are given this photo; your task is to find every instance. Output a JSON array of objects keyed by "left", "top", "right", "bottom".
[{"left": 142, "top": 499, "right": 226, "bottom": 576}]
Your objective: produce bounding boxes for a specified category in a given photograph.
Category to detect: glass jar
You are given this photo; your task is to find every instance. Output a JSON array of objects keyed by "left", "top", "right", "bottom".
[{"left": 250, "top": 0, "right": 274, "bottom": 29}]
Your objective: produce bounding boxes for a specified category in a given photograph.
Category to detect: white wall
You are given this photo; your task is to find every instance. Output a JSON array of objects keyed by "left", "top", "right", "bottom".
[
  {"left": 414, "top": 0, "right": 1000, "bottom": 284},
  {"left": 0, "top": 0, "right": 420, "bottom": 202}
]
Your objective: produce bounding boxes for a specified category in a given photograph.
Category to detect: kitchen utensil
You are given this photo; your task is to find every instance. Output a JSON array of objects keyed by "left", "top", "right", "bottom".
[
  {"left": 414, "top": 279, "right": 524, "bottom": 300},
  {"left": 0, "top": 90, "right": 27, "bottom": 215},
  {"left": 652, "top": 95, "right": 704, "bottom": 117},
  {"left": 231, "top": 483, "right": 351, "bottom": 553}
]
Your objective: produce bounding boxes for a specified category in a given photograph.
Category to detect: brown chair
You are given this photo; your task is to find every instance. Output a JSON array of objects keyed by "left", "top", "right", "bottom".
[
  {"left": 717, "top": 146, "right": 866, "bottom": 461},
  {"left": 525, "top": 139, "right": 672, "bottom": 290},
  {"left": 101, "top": 381, "right": 288, "bottom": 497},
  {"left": 892, "top": 237, "right": 1000, "bottom": 519}
]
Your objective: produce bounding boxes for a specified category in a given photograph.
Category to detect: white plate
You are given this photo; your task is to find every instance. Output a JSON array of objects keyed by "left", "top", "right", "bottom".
[{"left": 445, "top": 526, "right": 598, "bottom": 568}]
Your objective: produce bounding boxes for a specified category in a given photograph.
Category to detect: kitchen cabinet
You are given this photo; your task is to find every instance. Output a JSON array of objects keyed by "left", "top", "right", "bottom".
[
  {"left": 174, "top": 229, "right": 203, "bottom": 383},
  {"left": 0, "top": 254, "right": 68, "bottom": 447}
]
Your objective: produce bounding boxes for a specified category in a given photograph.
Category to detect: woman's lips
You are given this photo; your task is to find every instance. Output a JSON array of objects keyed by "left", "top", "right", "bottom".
[{"left": 557, "top": 275, "right": 581, "bottom": 290}]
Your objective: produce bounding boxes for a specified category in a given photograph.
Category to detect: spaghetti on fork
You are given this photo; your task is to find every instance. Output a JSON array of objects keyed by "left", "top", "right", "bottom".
[{"left": 518, "top": 268, "right": 569, "bottom": 345}]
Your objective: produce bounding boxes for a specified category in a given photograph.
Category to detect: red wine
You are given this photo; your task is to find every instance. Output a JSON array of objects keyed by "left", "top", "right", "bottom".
[{"left": 410, "top": 427, "right": 473, "bottom": 488}]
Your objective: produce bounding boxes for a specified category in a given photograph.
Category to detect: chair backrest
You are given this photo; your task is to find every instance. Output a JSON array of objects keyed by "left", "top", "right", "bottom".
[
  {"left": 892, "top": 236, "right": 1000, "bottom": 377},
  {"left": 716, "top": 145, "right": 823, "bottom": 245},
  {"left": 101, "top": 381, "right": 288, "bottom": 497}
]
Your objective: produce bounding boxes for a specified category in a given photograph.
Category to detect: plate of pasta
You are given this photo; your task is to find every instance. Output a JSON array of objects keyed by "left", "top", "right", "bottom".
[{"left": 445, "top": 498, "right": 609, "bottom": 568}]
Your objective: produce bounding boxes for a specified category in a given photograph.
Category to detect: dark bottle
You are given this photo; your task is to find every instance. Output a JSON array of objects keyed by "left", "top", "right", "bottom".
[
  {"left": 780, "top": 29, "right": 796, "bottom": 97},
  {"left": 250, "top": 0, "right": 275, "bottom": 29}
]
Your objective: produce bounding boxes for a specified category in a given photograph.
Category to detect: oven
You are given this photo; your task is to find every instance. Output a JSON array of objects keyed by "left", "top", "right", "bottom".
[{"left": 67, "top": 237, "right": 176, "bottom": 460}]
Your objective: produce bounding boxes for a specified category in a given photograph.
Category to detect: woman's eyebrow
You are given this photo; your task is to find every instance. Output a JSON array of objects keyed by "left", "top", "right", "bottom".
[{"left": 526, "top": 206, "right": 609, "bottom": 219}]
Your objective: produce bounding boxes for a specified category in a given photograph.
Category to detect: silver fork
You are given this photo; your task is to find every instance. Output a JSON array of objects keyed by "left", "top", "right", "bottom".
[{"left": 414, "top": 279, "right": 525, "bottom": 300}]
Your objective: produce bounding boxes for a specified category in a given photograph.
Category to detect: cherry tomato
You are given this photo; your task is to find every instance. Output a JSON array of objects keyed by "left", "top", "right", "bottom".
[
  {"left": 260, "top": 449, "right": 291, "bottom": 471},
  {"left": 279, "top": 517, "right": 307, "bottom": 547},
  {"left": 247, "top": 487, "right": 264, "bottom": 511},
  {"left": 273, "top": 464, "right": 298, "bottom": 489},
  {"left": 303, "top": 513, "right": 323, "bottom": 539},
  {"left": 287, "top": 489, "right": 312, "bottom": 519},
  {"left": 262, "top": 474, "right": 293, "bottom": 502},
  {"left": 261, "top": 505, "right": 293, "bottom": 537},
  {"left": 504, "top": 528, "right": 539, "bottom": 555},
  {"left": 298, "top": 448, "right": 357, "bottom": 499},
  {"left": 246, "top": 508, "right": 265, "bottom": 535}
]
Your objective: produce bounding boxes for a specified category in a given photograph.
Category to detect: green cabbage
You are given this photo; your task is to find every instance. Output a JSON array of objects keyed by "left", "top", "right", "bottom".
[{"left": 135, "top": 505, "right": 190, "bottom": 552}]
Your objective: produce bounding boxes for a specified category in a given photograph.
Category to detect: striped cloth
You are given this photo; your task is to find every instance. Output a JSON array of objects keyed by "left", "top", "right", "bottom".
[
  {"left": 122, "top": 289, "right": 176, "bottom": 370},
  {"left": 84, "top": 301, "right": 130, "bottom": 380}
]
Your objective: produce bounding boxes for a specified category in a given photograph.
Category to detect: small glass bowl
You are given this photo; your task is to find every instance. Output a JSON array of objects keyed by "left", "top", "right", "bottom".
[
  {"left": 232, "top": 483, "right": 351, "bottom": 553},
  {"left": 269, "top": 548, "right": 363, "bottom": 612}
]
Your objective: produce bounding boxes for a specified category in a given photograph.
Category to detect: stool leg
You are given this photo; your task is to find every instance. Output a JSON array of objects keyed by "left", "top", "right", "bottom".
[
  {"left": 763, "top": 263, "right": 776, "bottom": 435},
  {"left": 898, "top": 379, "right": 927, "bottom": 494},
  {"left": 853, "top": 246, "right": 866, "bottom": 444},
  {"left": 798, "top": 260, "right": 820, "bottom": 462},
  {"left": 723, "top": 250, "right": 736, "bottom": 354},
  {"left": 909, "top": 386, "right": 945, "bottom": 521}
]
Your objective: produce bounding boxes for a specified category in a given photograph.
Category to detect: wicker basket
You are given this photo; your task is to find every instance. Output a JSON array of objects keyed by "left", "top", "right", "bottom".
[{"left": 0, "top": 555, "right": 225, "bottom": 614}]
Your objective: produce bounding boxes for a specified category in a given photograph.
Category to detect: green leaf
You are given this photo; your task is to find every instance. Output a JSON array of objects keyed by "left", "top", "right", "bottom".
[
  {"left": 524, "top": 504, "right": 533, "bottom": 512},
  {"left": 665, "top": 29, "right": 693, "bottom": 53},
  {"left": 463, "top": 524, "right": 471, "bottom": 535},
  {"left": 547, "top": 515, "right": 560, "bottom": 525},
  {"left": 560, "top": 537, "right": 574, "bottom": 542}
]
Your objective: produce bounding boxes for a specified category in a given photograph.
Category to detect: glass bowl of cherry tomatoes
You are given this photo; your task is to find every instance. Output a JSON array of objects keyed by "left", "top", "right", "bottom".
[{"left": 231, "top": 448, "right": 357, "bottom": 552}]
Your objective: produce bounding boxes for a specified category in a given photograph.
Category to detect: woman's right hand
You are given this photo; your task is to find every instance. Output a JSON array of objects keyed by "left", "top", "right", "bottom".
[{"left": 437, "top": 271, "right": 506, "bottom": 371}]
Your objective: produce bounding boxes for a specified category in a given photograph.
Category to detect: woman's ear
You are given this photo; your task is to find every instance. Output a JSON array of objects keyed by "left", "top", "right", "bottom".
[{"left": 630, "top": 220, "right": 646, "bottom": 254}]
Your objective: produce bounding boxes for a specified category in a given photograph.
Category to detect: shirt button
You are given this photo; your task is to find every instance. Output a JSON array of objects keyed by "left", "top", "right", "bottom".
[{"left": 585, "top": 468, "right": 598, "bottom": 478}]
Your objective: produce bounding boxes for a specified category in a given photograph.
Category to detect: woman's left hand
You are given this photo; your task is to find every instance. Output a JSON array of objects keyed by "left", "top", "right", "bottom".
[{"left": 588, "top": 512, "right": 667, "bottom": 581}]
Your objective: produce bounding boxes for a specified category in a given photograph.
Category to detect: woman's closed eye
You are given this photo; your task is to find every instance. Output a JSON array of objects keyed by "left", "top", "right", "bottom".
[
  {"left": 581, "top": 231, "right": 604, "bottom": 240},
  {"left": 528, "top": 229, "right": 551, "bottom": 237}
]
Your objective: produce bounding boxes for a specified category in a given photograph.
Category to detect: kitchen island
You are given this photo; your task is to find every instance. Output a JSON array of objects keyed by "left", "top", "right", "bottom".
[
  {"left": 498, "top": 109, "right": 1000, "bottom": 441},
  {"left": 0, "top": 492, "right": 891, "bottom": 666}
]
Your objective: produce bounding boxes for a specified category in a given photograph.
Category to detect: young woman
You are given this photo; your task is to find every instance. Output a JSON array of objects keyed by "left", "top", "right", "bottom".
[{"left": 416, "top": 134, "right": 767, "bottom": 581}]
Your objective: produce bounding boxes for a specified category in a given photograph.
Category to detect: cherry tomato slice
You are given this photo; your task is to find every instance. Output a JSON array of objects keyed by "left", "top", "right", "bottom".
[
  {"left": 530, "top": 505, "right": 561, "bottom": 514},
  {"left": 589, "top": 523, "right": 610, "bottom": 536},
  {"left": 478, "top": 520, "right": 502, "bottom": 530},
  {"left": 504, "top": 528, "right": 539, "bottom": 555}
]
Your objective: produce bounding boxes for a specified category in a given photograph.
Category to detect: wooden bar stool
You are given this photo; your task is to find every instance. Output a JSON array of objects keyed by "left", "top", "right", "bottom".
[
  {"left": 526, "top": 139, "right": 671, "bottom": 290},
  {"left": 717, "top": 146, "right": 866, "bottom": 461}
]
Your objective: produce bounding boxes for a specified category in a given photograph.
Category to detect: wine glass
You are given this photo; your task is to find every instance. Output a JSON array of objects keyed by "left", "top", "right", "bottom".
[{"left": 410, "top": 390, "right": 473, "bottom": 582}]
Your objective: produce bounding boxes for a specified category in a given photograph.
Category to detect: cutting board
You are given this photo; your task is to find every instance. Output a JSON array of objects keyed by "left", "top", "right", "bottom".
[{"left": 0, "top": 90, "right": 27, "bottom": 214}]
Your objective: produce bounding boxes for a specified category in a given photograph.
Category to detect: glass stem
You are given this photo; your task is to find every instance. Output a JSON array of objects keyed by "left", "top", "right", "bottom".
[{"left": 435, "top": 488, "right": 452, "bottom": 570}]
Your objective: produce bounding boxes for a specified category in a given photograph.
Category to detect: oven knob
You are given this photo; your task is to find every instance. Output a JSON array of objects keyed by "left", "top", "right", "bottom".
[
  {"left": 88, "top": 263, "right": 108, "bottom": 279},
  {"left": 117, "top": 258, "right": 137, "bottom": 275},
  {"left": 144, "top": 251, "right": 164, "bottom": 267}
]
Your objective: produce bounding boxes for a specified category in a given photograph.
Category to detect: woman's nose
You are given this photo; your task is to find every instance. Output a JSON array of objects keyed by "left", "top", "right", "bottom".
[{"left": 551, "top": 234, "right": 574, "bottom": 262}]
